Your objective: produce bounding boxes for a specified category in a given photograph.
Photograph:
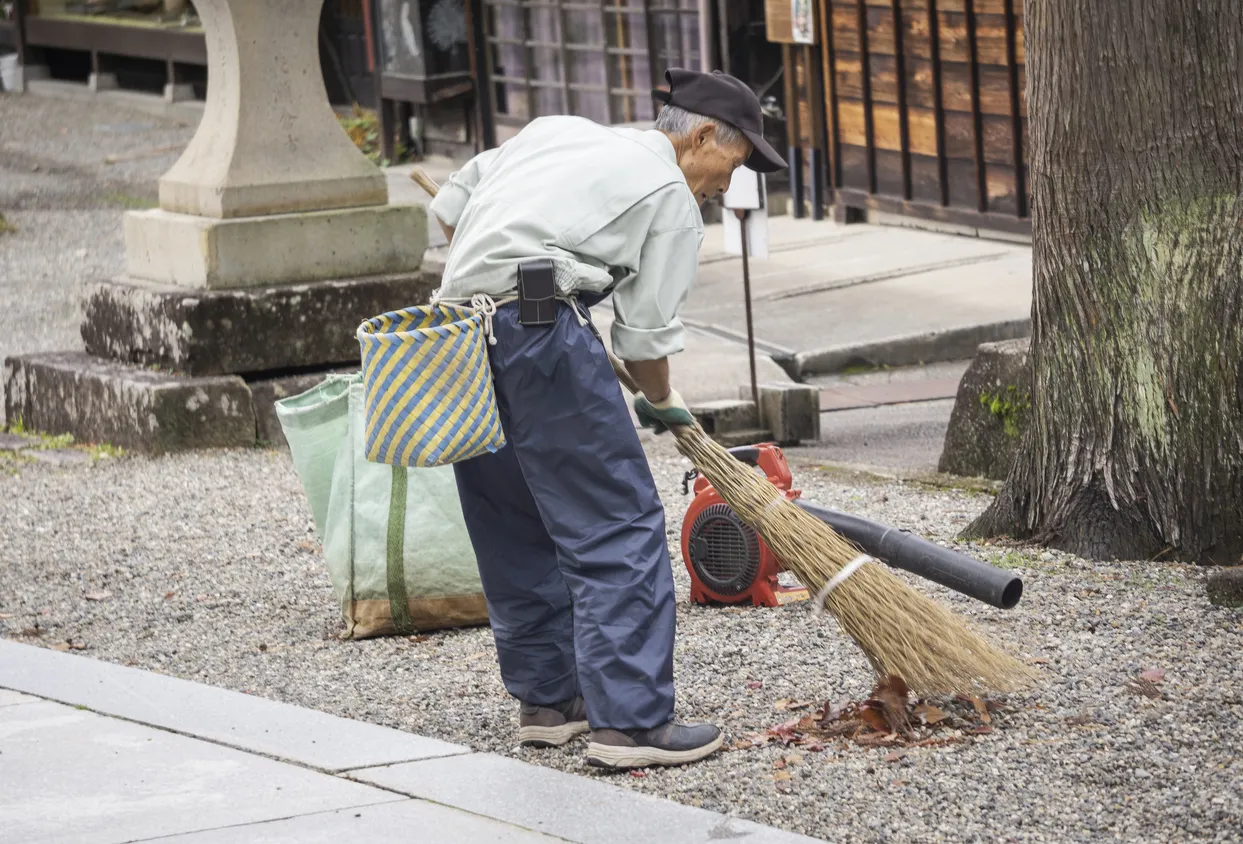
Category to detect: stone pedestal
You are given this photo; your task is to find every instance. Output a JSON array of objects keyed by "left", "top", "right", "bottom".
[
  {"left": 124, "top": 204, "right": 426, "bottom": 289},
  {"left": 3, "top": 0, "right": 433, "bottom": 454}
]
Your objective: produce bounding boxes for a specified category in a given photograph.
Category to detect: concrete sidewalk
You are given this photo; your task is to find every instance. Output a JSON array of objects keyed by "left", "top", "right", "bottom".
[{"left": 0, "top": 641, "right": 816, "bottom": 844}]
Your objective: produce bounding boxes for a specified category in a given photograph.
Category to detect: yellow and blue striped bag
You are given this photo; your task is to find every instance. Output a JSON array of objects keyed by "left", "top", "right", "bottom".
[{"left": 356, "top": 303, "right": 505, "bottom": 467}]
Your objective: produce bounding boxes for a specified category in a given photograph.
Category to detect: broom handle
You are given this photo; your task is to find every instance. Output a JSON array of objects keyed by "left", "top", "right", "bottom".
[{"left": 408, "top": 165, "right": 648, "bottom": 400}]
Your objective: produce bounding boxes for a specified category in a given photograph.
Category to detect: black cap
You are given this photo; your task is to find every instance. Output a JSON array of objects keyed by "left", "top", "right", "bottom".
[{"left": 652, "top": 68, "right": 787, "bottom": 174}]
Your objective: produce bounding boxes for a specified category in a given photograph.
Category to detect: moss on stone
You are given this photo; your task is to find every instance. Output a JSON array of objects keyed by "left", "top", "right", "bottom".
[{"left": 978, "top": 385, "right": 1031, "bottom": 438}]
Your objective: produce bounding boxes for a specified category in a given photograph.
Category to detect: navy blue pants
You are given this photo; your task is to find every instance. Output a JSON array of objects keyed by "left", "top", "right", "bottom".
[{"left": 452, "top": 301, "right": 676, "bottom": 731}]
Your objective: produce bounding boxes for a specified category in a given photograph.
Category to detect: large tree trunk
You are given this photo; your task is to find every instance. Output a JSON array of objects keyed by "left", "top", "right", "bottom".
[{"left": 967, "top": 0, "right": 1243, "bottom": 562}]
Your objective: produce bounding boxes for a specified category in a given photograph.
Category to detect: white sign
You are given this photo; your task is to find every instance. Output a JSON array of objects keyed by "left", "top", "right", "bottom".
[
  {"left": 722, "top": 166, "right": 763, "bottom": 210},
  {"left": 722, "top": 169, "right": 770, "bottom": 260}
]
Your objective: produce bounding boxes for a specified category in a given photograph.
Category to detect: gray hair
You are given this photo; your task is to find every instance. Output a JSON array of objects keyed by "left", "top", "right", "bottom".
[{"left": 653, "top": 104, "right": 744, "bottom": 148}]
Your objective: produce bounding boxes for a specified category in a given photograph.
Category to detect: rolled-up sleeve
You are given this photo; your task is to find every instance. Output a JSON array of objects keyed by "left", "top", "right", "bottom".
[
  {"left": 610, "top": 225, "right": 701, "bottom": 361},
  {"left": 428, "top": 147, "right": 501, "bottom": 229}
]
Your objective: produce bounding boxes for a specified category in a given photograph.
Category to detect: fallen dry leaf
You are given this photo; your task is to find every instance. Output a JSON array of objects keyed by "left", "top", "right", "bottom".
[
  {"left": 891, "top": 779, "right": 910, "bottom": 786},
  {"left": 629, "top": 770, "right": 647, "bottom": 778},
  {"left": 775, "top": 698, "right": 815, "bottom": 711},
  {"left": 50, "top": 642, "right": 71, "bottom": 652},
  {"left": 164, "top": 591, "right": 176, "bottom": 601},
  {"left": 84, "top": 591, "right": 112, "bottom": 602},
  {"left": 884, "top": 750, "right": 907, "bottom": 763},
  {"left": 855, "top": 732, "right": 901, "bottom": 747},
  {"left": 296, "top": 540, "right": 318, "bottom": 552},
  {"left": 734, "top": 674, "right": 1008, "bottom": 757},
  {"left": 747, "top": 680, "right": 764, "bottom": 690},
  {"left": 772, "top": 758, "right": 787, "bottom": 770},
  {"left": 772, "top": 770, "right": 792, "bottom": 782},
  {"left": 1139, "top": 668, "right": 1166, "bottom": 684},
  {"left": 913, "top": 703, "right": 949, "bottom": 726},
  {"left": 1026, "top": 657, "right": 1050, "bottom": 665},
  {"left": 872, "top": 675, "right": 914, "bottom": 736},
  {"left": 858, "top": 705, "right": 890, "bottom": 734}
]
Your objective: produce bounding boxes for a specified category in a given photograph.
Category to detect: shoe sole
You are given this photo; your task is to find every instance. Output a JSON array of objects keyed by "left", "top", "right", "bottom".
[
  {"left": 518, "top": 720, "right": 590, "bottom": 748},
  {"left": 584, "top": 733, "right": 724, "bottom": 769}
]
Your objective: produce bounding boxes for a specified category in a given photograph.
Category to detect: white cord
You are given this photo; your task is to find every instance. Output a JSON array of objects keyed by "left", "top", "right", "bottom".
[
  {"left": 812, "top": 554, "right": 873, "bottom": 615},
  {"left": 469, "top": 293, "right": 499, "bottom": 346}
]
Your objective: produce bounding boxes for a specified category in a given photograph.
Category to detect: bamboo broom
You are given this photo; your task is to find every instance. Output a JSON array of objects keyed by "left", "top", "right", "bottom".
[{"left": 408, "top": 166, "right": 1037, "bottom": 695}]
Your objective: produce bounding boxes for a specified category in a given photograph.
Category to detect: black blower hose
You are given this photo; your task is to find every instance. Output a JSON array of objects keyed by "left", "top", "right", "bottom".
[
  {"left": 717, "top": 446, "right": 1023, "bottom": 609},
  {"left": 791, "top": 500, "right": 1023, "bottom": 610}
]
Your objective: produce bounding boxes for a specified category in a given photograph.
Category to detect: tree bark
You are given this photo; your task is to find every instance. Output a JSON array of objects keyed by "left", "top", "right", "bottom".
[{"left": 966, "top": 0, "right": 1243, "bottom": 562}]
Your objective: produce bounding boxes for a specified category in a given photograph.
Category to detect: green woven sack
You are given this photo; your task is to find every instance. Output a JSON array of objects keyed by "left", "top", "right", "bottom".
[{"left": 275, "top": 374, "right": 489, "bottom": 639}]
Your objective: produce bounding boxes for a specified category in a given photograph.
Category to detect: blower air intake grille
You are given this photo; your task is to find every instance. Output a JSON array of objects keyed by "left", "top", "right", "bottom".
[{"left": 687, "top": 503, "right": 762, "bottom": 596}]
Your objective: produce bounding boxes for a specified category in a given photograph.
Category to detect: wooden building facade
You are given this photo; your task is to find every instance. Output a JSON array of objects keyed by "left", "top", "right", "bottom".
[
  {"left": 466, "top": 0, "right": 1030, "bottom": 236},
  {"left": 818, "top": 0, "right": 1029, "bottom": 234}
]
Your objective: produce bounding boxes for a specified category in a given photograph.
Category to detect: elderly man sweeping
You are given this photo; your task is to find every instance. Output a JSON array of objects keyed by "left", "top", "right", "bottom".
[{"left": 428, "top": 68, "right": 785, "bottom": 770}]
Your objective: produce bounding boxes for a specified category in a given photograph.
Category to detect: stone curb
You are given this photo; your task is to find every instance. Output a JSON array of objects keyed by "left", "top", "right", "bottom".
[{"left": 776, "top": 318, "right": 1032, "bottom": 379}]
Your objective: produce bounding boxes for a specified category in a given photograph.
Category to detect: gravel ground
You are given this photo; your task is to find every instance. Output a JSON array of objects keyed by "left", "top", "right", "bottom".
[{"left": 1, "top": 438, "right": 1240, "bottom": 843}]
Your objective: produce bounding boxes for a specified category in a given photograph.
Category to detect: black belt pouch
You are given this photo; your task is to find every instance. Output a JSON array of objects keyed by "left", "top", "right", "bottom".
[{"left": 516, "top": 259, "right": 557, "bottom": 326}]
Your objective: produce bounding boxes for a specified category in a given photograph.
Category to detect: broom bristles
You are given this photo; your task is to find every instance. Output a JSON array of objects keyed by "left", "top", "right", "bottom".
[{"left": 674, "top": 425, "right": 1038, "bottom": 695}]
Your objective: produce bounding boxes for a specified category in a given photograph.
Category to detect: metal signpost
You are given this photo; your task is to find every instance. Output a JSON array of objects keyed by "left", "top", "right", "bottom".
[{"left": 721, "top": 165, "right": 770, "bottom": 411}]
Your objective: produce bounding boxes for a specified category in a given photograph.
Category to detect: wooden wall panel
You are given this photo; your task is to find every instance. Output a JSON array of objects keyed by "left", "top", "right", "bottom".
[
  {"left": 819, "top": 0, "right": 1029, "bottom": 232},
  {"left": 839, "top": 144, "right": 872, "bottom": 190}
]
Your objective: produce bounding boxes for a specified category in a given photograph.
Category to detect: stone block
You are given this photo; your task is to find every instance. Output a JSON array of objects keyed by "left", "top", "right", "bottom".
[
  {"left": 937, "top": 337, "right": 1033, "bottom": 480},
  {"left": 81, "top": 272, "right": 437, "bottom": 376},
  {"left": 124, "top": 203, "right": 428, "bottom": 289},
  {"left": 251, "top": 370, "right": 352, "bottom": 449},
  {"left": 742, "top": 382, "right": 820, "bottom": 444},
  {"left": 1207, "top": 567, "right": 1243, "bottom": 608},
  {"left": 688, "top": 399, "right": 759, "bottom": 435},
  {"left": 4, "top": 352, "right": 255, "bottom": 455}
]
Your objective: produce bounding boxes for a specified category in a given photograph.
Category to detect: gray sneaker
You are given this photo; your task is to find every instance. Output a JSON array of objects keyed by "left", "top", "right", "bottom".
[
  {"left": 518, "top": 697, "right": 590, "bottom": 748},
  {"left": 585, "top": 721, "right": 723, "bottom": 769}
]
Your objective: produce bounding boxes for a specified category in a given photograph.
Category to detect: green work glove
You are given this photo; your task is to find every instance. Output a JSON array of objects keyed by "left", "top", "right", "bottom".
[{"left": 634, "top": 388, "right": 695, "bottom": 434}]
